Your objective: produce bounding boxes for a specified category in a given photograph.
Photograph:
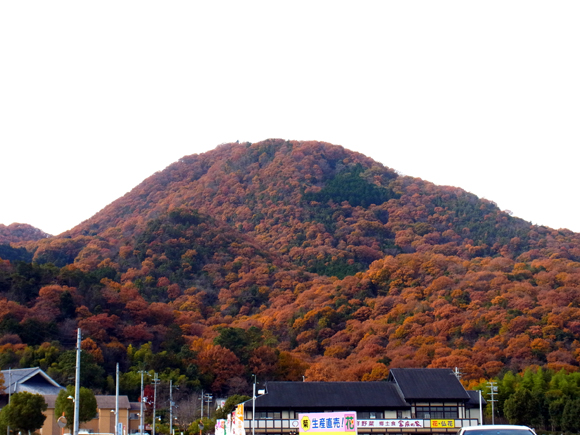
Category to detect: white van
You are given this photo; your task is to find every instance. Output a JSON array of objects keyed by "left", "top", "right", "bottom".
[{"left": 457, "top": 425, "right": 536, "bottom": 435}]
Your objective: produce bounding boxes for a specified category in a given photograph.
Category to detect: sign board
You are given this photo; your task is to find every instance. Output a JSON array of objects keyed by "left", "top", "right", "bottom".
[
  {"left": 215, "top": 419, "right": 226, "bottom": 435},
  {"left": 298, "top": 412, "right": 357, "bottom": 435},
  {"left": 229, "top": 404, "right": 244, "bottom": 435},
  {"left": 357, "top": 420, "right": 423, "bottom": 428},
  {"left": 431, "top": 420, "right": 455, "bottom": 428}
]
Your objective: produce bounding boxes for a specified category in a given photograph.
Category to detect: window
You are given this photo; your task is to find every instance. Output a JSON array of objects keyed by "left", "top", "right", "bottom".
[
  {"left": 357, "top": 412, "right": 384, "bottom": 419},
  {"left": 415, "top": 406, "right": 458, "bottom": 419},
  {"left": 256, "top": 412, "right": 281, "bottom": 419}
]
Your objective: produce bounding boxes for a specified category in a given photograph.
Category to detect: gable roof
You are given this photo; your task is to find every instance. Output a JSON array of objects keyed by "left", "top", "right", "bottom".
[
  {"left": 388, "top": 368, "right": 471, "bottom": 401},
  {"left": 42, "top": 395, "right": 132, "bottom": 410},
  {"left": 1, "top": 368, "right": 63, "bottom": 395},
  {"left": 95, "top": 395, "right": 131, "bottom": 409},
  {"left": 254, "top": 382, "right": 409, "bottom": 409},
  {"left": 466, "top": 390, "right": 487, "bottom": 408}
]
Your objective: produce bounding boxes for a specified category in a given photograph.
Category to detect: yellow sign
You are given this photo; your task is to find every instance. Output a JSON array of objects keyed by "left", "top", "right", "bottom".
[
  {"left": 301, "top": 416, "right": 311, "bottom": 431},
  {"left": 431, "top": 420, "right": 455, "bottom": 428},
  {"left": 236, "top": 404, "right": 244, "bottom": 421}
]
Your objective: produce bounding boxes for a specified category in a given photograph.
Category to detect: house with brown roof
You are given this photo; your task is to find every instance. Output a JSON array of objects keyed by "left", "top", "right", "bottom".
[{"left": 41, "top": 394, "right": 141, "bottom": 435}]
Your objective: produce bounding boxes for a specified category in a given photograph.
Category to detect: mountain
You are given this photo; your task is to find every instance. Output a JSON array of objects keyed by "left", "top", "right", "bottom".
[
  {"left": 0, "top": 223, "right": 51, "bottom": 244},
  {"left": 1, "top": 139, "right": 580, "bottom": 395},
  {"left": 0, "top": 223, "right": 51, "bottom": 263}
]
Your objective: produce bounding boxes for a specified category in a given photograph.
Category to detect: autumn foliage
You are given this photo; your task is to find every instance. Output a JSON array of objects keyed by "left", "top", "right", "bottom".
[{"left": 1, "top": 139, "right": 580, "bottom": 399}]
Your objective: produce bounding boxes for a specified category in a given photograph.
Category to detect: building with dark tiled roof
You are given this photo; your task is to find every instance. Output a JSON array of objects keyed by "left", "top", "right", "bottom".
[
  {"left": 1, "top": 368, "right": 141, "bottom": 435},
  {"left": 245, "top": 369, "right": 486, "bottom": 435},
  {"left": 0, "top": 367, "right": 64, "bottom": 406}
]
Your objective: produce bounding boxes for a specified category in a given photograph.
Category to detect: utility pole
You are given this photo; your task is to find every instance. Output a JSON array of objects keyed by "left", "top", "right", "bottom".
[
  {"left": 169, "top": 380, "right": 174, "bottom": 435},
  {"left": 200, "top": 390, "right": 204, "bottom": 419},
  {"left": 487, "top": 381, "right": 498, "bottom": 425},
  {"left": 252, "top": 374, "right": 256, "bottom": 435},
  {"left": 153, "top": 373, "right": 159, "bottom": 435},
  {"left": 138, "top": 370, "right": 146, "bottom": 435},
  {"left": 115, "top": 363, "right": 119, "bottom": 435},
  {"left": 479, "top": 390, "right": 483, "bottom": 425},
  {"left": 74, "top": 328, "right": 81, "bottom": 435},
  {"left": 206, "top": 393, "right": 212, "bottom": 418},
  {"left": 7, "top": 368, "right": 11, "bottom": 435}
]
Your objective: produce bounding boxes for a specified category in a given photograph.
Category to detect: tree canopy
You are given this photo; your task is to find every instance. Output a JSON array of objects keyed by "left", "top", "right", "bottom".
[
  {"left": 55, "top": 386, "right": 98, "bottom": 430},
  {"left": 0, "top": 391, "right": 47, "bottom": 434}
]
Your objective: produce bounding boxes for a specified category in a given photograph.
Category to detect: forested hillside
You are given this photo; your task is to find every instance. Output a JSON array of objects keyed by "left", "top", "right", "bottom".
[
  {"left": 1, "top": 139, "right": 580, "bottom": 411},
  {"left": 0, "top": 223, "right": 51, "bottom": 244}
]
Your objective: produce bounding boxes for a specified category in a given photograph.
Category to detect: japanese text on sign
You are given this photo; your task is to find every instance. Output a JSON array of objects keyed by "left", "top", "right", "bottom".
[
  {"left": 299, "top": 412, "right": 357, "bottom": 435},
  {"left": 357, "top": 420, "right": 423, "bottom": 428},
  {"left": 431, "top": 420, "right": 455, "bottom": 428}
]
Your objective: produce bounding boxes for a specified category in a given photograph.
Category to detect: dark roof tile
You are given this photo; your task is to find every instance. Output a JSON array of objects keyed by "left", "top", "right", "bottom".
[
  {"left": 254, "top": 382, "right": 409, "bottom": 409},
  {"left": 466, "top": 390, "right": 487, "bottom": 407},
  {"left": 388, "top": 369, "right": 470, "bottom": 401}
]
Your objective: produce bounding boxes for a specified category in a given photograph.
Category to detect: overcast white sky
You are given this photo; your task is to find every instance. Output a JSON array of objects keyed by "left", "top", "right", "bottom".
[{"left": 1, "top": 1, "right": 579, "bottom": 236}]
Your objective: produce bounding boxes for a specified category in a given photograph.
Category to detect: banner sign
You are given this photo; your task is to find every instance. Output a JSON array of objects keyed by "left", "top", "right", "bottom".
[
  {"left": 357, "top": 420, "right": 423, "bottom": 428},
  {"left": 215, "top": 419, "right": 226, "bottom": 435},
  {"left": 431, "top": 420, "right": 455, "bottom": 428},
  {"left": 233, "top": 404, "right": 245, "bottom": 435},
  {"left": 299, "top": 412, "right": 357, "bottom": 435}
]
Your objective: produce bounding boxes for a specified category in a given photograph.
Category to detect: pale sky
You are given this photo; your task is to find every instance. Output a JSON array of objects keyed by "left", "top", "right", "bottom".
[{"left": 1, "top": 1, "right": 579, "bottom": 236}]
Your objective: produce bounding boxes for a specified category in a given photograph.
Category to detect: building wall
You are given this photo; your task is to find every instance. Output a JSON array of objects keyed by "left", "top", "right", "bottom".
[
  {"left": 245, "top": 404, "right": 481, "bottom": 435},
  {"left": 40, "top": 403, "right": 133, "bottom": 435},
  {"left": 41, "top": 407, "right": 60, "bottom": 435}
]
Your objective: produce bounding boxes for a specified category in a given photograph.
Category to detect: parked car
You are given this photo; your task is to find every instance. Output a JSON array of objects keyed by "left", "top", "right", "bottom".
[{"left": 457, "top": 425, "right": 537, "bottom": 435}]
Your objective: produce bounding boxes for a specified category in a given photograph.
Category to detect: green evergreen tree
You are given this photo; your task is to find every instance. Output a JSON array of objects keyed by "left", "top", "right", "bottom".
[
  {"left": 213, "top": 395, "right": 250, "bottom": 420},
  {"left": 531, "top": 367, "right": 549, "bottom": 394},
  {"left": 504, "top": 388, "right": 541, "bottom": 427},
  {"left": 547, "top": 394, "right": 566, "bottom": 432},
  {"left": 48, "top": 350, "right": 106, "bottom": 390},
  {"left": 561, "top": 397, "right": 580, "bottom": 433},
  {"left": 54, "top": 386, "right": 98, "bottom": 432},
  {"left": 0, "top": 392, "right": 47, "bottom": 435},
  {"left": 521, "top": 369, "right": 534, "bottom": 392},
  {"left": 497, "top": 371, "right": 517, "bottom": 417}
]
